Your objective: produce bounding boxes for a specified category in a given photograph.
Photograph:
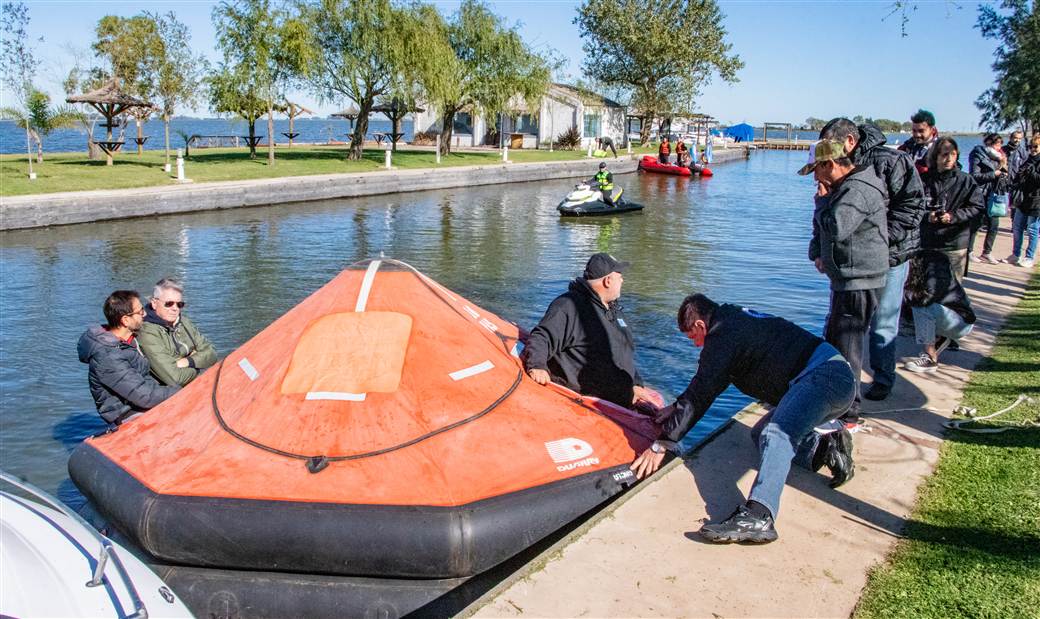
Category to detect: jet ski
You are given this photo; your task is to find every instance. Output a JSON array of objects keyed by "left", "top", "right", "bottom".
[{"left": 557, "top": 183, "right": 644, "bottom": 217}]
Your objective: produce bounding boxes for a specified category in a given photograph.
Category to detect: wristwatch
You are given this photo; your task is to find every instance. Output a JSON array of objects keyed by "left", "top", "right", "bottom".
[{"left": 650, "top": 441, "right": 666, "bottom": 454}]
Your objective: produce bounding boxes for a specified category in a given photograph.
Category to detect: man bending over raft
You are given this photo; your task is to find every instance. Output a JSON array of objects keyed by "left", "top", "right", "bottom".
[
  {"left": 525, "top": 253, "right": 661, "bottom": 412},
  {"left": 631, "top": 293, "right": 856, "bottom": 544}
]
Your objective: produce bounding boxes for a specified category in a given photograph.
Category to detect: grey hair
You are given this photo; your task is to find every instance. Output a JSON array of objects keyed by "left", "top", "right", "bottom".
[
  {"left": 152, "top": 277, "right": 184, "bottom": 300},
  {"left": 819, "top": 118, "right": 858, "bottom": 143}
]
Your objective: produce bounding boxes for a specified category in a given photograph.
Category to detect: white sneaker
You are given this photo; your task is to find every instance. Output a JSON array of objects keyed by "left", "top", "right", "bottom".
[
  {"left": 1006, "top": 254, "right": 1020, "bottom": 265},
  {"left": 905, "top": 353, "right": 939, "bottom": 373},
  {"left": 969, "top": 254, "right": 982, "bottom": 263},
  {"left": 980, "top": 253, "right": 999, "bottom": 264},
  {"left": 1018, "top": 258, "right": 1035, "bottom": 268}
]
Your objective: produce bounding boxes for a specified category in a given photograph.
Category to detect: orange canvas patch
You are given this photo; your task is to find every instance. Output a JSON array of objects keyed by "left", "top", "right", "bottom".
[{"left": 281, "top": 311, "right": 412, "bottom": 395}]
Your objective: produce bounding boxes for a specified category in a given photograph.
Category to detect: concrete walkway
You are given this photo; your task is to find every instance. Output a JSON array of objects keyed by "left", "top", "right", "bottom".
[{"left": 465, "top": 231, "right": 1034, "bottom": 619}]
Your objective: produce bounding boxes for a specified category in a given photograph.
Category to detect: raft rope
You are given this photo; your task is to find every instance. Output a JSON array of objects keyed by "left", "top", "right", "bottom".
[
  {"left": 855, "top": 394, "right": 1038, "bottom": 434},
  {"left": 210, "top": 258, "right": 526, "bottom": 473}
]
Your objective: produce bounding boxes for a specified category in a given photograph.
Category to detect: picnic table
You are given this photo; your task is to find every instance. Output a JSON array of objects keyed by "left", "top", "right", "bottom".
[
  {"left": 372, "top": 132, "right": 406, "bottom": 147},
  {"left": 92, "top": 140, "right": 125, "bottom": 155}
]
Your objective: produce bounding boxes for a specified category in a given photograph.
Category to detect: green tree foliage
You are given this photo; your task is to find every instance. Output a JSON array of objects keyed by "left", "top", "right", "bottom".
[
  {"left": 92, "top": 15, "right": 162, "bottom": 99},
  {"left": 423, "top": 0, "right": 552, "bottom": 155},
  {"left": 149, "top": 12, "right": 208, "bottom": 167},
  {"left": 300, "top": 0, "right": 443, "bottom": 160},
  {"left": 575, "top": 0, "right": 742, "bottom": 144},
  {"left": 2, "top": 1, "right": 42, "bottom": 174},
  {"left": 975, "top": 0, "right": 1039, "bottom": 135},
  {"left": 212, "top": 0, "right": 309, "bottom": 162},
  {"left": 0, "top": 88, "right": 79, "bottom": 162}
]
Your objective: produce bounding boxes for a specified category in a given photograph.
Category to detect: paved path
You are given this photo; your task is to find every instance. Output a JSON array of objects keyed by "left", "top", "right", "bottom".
[{"left": 466, "top": 231, "right": 1034, "bottom": 618}]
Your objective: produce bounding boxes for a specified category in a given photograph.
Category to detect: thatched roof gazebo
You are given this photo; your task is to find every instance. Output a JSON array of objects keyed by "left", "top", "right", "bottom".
[
  {"left": 67, "top": 78, "right": 153, "bottom": 165},
  {"left": 371, "top": 98, "right": 424, "bottom": 150}
]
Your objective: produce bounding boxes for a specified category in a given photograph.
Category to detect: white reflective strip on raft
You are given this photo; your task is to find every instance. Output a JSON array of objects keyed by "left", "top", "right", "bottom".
[
  {"left": 420, "top": 273, "right": 457, "bottom": 301},
  {"left": 305, "top": 391, "right": 367, "bottom": 402},
  {"left": 238, "top": 358, "right": 259, "bottom": 381},
  {"left": 449, "top": 360, "right": 494, "bottom": 381},
  {"left": 355, "top": 260, "right": 381, "bottom": 312},
  {"left": 463, "top": 305, "right": 480, "bottom": 319},
  {"left": 479, "top": 318, "right": 498, "bottom": 332},
  {"left": 510, "top": 341, "right": 525, "bottom": 357}
]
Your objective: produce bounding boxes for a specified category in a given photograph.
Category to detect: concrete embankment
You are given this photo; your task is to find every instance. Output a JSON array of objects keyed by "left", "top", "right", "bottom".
[{"left": 0, "top": 148, "right": 748, "bottom": 231}]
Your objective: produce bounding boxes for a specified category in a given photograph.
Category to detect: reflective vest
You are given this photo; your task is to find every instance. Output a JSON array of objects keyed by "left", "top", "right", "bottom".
[{"left": 595, "top": 170, "right": 613, "bottom": 191}]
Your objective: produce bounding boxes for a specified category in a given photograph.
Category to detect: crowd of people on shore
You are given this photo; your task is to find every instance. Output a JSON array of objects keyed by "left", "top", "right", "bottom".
[{"left": 77, "top": 109, "right": 1037, "bottom": 546}]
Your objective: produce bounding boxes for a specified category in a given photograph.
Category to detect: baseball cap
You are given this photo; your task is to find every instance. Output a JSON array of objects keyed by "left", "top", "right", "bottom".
[
  {"left": 583, "top": 253, "right": 630, "bottom": 280},
  {"left": 797, "top": 139, "right": 846, "bottom": 175}
]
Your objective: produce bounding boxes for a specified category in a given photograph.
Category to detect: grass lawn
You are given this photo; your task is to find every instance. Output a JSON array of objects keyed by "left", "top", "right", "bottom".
[
  {"left": 854, "top": 273, "right": 1040, "bottom": 619},
  {"left": 0, "top": 145, "right": 591, "bottom": 197}
]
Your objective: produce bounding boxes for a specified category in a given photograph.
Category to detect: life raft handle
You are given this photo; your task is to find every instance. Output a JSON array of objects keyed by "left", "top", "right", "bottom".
[{"left": 306, "top": 456, "right": 330, "bottom": 474}]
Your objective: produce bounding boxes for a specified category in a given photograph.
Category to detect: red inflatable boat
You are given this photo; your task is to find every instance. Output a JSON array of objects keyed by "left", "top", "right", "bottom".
[{"left": 639, "top": 155, "right": 691, "bottom": 176}]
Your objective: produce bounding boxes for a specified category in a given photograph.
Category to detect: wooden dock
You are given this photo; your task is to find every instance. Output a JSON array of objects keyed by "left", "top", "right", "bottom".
[{"left": 753, "top": 141, "right": 811, "bottom": 150}]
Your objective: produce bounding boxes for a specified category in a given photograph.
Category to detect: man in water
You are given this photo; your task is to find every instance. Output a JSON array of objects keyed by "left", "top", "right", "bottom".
[
  {"left": 631, "top": 293, "right": 856, "bottom": 544},
  {"left": 138, "top": 277, "right": 218, "bottom": 387},
  {"left": 78, "top": 290, "right": 180, "bottom": 425},
  {"left": 525, "top": 253, "right": 658, "bottom": 411}
]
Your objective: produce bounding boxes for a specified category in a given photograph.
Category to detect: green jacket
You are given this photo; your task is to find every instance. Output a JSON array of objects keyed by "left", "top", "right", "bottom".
[{"left": 138, "top": 307, "right": 218, "bottom": 387}]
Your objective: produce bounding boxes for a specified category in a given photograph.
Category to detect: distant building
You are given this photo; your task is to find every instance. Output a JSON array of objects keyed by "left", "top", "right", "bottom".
[{"left": 412, "top": 83, "right": 627, "bottom": 149}]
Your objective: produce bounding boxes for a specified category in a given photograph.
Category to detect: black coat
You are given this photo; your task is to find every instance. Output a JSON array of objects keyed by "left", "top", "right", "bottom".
[
  {"left": 968, "top": 144, "right": 1010, "bottom": 197},
  {"left": 524, "top": 278, "right": 642, "bottom": 407},
  {"left": 905, "top": 250, "right": 976, "bottom": 325},
  {"left": 77, "top": 325, "right": 180, "bottom": 424},
  {"left": 921, "top": 167, "right": 985, "bottom": 251},
  {"left": 852, "top": 123, "right": 926, "bottom": 266},
  {"left": 659, "top": 304, "right": 824, "bottom": 443},
  {"left": 1014, "top": 154, "right": 1040, "bottom": 216}
]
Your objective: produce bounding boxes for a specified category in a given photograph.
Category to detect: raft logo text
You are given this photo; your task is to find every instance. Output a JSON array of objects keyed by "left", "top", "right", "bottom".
[{"left": 544, "top": 438, "right": 600, "bottom": 472}]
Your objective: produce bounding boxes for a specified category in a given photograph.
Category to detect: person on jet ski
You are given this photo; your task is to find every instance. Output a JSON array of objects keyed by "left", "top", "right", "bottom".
[{"left": 590, "top": 162, "right": 617, "bottom": 206}]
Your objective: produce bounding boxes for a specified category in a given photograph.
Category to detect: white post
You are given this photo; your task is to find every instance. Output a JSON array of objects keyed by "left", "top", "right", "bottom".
[
  {"left": 385, "top": 147, "right": 391, "bottom": 169},
  {"left": 435, "top": 134, "right": 441, "bottom": 164},
  {"left": 502, "top": 146, "right": 509, "bottom": 162},
  {"left": 586, "top": 142, "right": 593, "bottom": 158},
  {"left": 627, "top": 142, "right": 632, "bottom": 155},
  {"left": 176, "top": 148, "right": 185, "bottom": 181}
]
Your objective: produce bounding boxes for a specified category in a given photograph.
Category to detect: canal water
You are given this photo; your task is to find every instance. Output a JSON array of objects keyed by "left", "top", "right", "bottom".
[{"left": 1, "top": 149, "right": 831, "bottom": 506}]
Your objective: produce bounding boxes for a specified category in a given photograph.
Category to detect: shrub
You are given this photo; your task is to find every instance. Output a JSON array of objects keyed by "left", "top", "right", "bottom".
[
  {"left": 553, "top": 126, "right": 582, "bottom": 150},
  {"left": 412, "top": 130, "right": 439, "bottom": 146}
]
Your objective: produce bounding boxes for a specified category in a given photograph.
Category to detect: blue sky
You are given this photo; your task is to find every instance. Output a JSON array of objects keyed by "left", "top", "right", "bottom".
[{"left": 20, "top": 1, "right": 999, "bottom": 131}]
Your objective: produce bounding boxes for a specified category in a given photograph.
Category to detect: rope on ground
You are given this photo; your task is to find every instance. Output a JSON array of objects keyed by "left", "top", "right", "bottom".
[{"left": 943, "top": 394, "right": 1039, "bottom": 433}]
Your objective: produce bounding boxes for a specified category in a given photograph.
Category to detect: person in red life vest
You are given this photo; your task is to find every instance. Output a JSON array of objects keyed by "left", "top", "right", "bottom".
[
  {"left": 675, "top": 139, "right": 690, "bottom": 167},
  {"left": 658, "top": 136, "right": 671, "bottom": 164}
]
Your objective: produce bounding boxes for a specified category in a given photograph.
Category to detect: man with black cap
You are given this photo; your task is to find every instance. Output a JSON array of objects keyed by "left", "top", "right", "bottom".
[
  {"left": 590, "top": 162, "right": 617, "bottom": 206},
  {"left": 525, "top": 253, "right": 656, "bottom": 410}
]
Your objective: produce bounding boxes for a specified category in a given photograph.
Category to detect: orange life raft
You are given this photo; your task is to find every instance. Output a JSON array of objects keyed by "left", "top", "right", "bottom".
[{"left": 70, "top": 259, "right": 658, "bottom": 581}]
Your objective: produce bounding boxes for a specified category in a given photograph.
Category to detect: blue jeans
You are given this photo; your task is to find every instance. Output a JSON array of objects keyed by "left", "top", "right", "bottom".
[
  {"left": 748, "top": 343, "right": 856, "bottom": 519},
  {"left": 911, "top": 304, "right": 974, "bottom": 345},
  {"left": 1011, "top": 209, "right": 1039, "bottom": 260},
  {"left": 868, "top": 261, "right": 909, "bottom": 389}
]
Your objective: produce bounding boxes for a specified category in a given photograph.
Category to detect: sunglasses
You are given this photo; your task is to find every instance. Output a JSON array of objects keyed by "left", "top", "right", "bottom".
[
  {"left": 125, "top": 308, "right": 146, "bottom": 318},
  {"left": 162, "top": 301, "right": 186, "bottom": 308}
]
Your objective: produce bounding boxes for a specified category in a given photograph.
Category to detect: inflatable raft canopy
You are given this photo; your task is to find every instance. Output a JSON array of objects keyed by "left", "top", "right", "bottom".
[{"left": 71, "top": 259, "right": 658, "bottom": 583}]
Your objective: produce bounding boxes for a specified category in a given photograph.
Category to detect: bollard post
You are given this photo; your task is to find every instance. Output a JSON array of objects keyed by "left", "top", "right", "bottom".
[
  {"left": 435, "top": 135, "right": 441, "bottom": 164},
  {"left": 627, "top": 143, "right": 632, "bottom": 154},
  {"left": 165, "top": 162, "right": 172, "bottom": 173},
  {"left": 502, "top": 146, "right": 509, "bottom": 162},
  {"left": 385, "top": 147, "right": 391, "bottom": 169},
  {"left": 176, "top": 148, "right": 185, "bottom": 181},
  {"left": 586, "top": 142, "right": 593, "bottom": 158}
]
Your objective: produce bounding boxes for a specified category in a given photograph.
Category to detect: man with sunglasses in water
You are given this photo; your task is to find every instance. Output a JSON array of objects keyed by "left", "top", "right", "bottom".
[
  {"left": 78, "top": 290, "right": 180, "bottom": 425},
  {"left": 138, "top": 277, "right": 218, "bottom": 387}
]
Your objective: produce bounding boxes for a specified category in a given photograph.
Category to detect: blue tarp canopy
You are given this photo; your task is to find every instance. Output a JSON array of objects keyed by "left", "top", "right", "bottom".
[{"left": 723, "top": 123, "right": 754, "bottom": 143}]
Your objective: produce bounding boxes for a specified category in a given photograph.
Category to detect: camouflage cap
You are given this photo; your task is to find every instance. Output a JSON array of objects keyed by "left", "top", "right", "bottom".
[{"left": 797, "top": 139, "right": 847, "bottom": 175}]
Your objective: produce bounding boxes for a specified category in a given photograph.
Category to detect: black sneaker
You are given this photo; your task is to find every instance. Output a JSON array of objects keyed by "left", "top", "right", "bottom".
[
  {"left": 811, "top": 432, "right": 832, "bottom": 472},
  {"left": 699, "top": 504, "right": 778, "bottom": 544},
  {"left": 824, "top": 428, "right": 855, "bottom": 488},
  {"left": 863, "top": 382, "right": 891, "bottom": 401}
]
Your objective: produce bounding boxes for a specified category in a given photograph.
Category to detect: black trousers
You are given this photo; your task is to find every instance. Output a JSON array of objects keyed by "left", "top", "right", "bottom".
[
  {"left": 600, "top": 138, "right": 617, "bottom": 157},
  {"left": 824, "top": 288, "right": 880, "bottom": 419}
]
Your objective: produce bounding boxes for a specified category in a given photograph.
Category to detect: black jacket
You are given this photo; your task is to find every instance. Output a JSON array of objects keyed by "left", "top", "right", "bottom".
[
  {"left": 921, "top": 166, "right": 985, "bottom": 251},
  {"left": 904, "top": 250, "right": 976, "bottom": 325},
  {"left": 659, "top": 304, "right": 825, "bottom": 443},
  {"left": 1014, "top": 154, "right": 1040, "bottom": 216},
  {"left": 524, "top": 278, "right": 642, "bottom": 407},
  {"left": 77, "top": 325, "right": 180, "bottom": 424},
  {"left": 968, "top": 144, "right": 1009, "bottom": 197},
  {"left": 852, "top": 123, "right": 926, "bottom": 266},
  {"left": 809, "top": 165, "right": 890, "bottom": 291}
]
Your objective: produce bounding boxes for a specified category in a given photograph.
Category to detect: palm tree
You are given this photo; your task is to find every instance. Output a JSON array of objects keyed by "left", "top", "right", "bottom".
[{"left": 0, "top": 88, "right": 81, "bottom": 163}]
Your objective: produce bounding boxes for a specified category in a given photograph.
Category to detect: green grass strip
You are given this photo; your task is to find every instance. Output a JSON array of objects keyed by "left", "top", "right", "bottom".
[
  {"left": 0, "top": 146, "right": 592, "bottom": 197},
  {"left": 855, "top": 272, "right": 1040, "bottom": 619}
]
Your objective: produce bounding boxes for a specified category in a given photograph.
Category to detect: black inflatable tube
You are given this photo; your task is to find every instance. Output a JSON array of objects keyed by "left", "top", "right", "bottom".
[{"left": 69, "top": 442, "right": 639, "bottom": 579}]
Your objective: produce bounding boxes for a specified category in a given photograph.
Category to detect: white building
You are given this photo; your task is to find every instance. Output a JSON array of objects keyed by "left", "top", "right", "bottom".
[{"left": 411, "top": 83, "right": 627, "bottom": 149}]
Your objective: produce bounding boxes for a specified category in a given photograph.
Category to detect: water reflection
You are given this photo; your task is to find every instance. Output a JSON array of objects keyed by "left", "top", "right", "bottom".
[{"left": 0, "top": 150, "right": 832, "bottom": 499}]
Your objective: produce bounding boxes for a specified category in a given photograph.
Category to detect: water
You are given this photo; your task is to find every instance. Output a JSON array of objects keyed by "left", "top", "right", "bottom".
[
  {"left": 1, "top": 150, "right": 837, "bottom": 505},
  {"left": 0, "top": 117, "right": 415, "bottom": 155}
]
